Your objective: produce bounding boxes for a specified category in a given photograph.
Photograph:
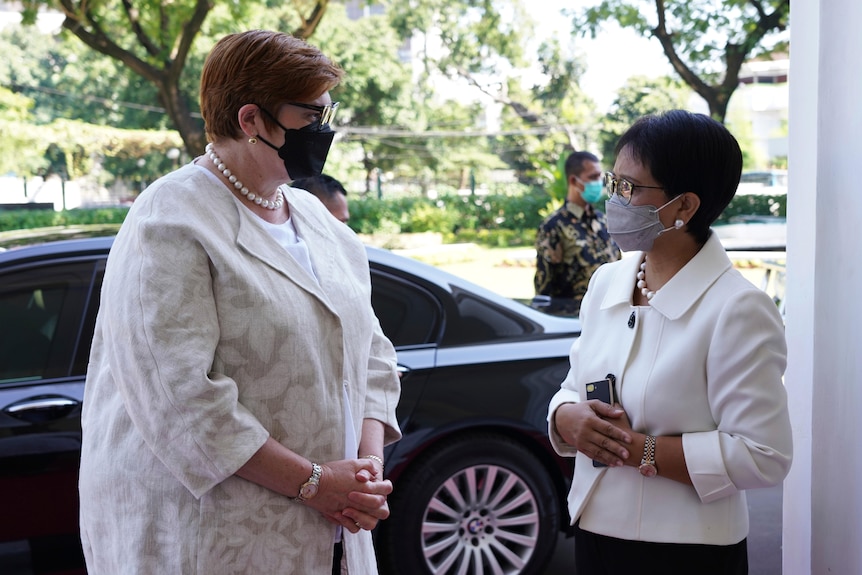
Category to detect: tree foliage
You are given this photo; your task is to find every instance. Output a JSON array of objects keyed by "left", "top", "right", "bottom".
[
  {"left": 385, "top": 0, "right": 598, "bottom": 192},
  {"left": 307, "top": 5, "right": 422, "bottom": 193},
  {"left": 5, "top": 0, "right": 787, "bottom": 200},
  {"left": 18, "top": 0, "right": 333, "bottom": 155},
  {"left": 573, "top": 0, "right": 790, "bottom": 122},
  {"left": 597, "top": 75, "right": 691, "bottom": 163}
]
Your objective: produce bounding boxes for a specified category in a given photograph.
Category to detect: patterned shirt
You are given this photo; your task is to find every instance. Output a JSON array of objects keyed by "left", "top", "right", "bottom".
[{"left": 534, "top": 201, "right": 620, "bottom": 315}]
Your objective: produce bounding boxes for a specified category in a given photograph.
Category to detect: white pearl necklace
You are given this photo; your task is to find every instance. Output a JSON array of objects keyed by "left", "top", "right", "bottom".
[
  {"left": 636, "top": 258, "right": 657, "bottom": 300},
  {"left": 206, "top": 143, "right": 284, "bottom": 210}
]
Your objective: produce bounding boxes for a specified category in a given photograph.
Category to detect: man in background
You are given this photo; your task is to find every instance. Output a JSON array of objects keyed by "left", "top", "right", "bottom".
[
  {"left": 533, "top": 151, "right": 620, "bottom": 316},
  {"left": 293, "top": 174, "right": 350, "bottom": 223}
]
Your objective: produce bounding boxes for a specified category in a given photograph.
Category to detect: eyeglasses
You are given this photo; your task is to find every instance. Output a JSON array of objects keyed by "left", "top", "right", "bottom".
[
  {"left": 603, "top": 171, "right": 665, "bottom": 205},
  {"left": 287, "top": 101, "right": 339, "bottom": 130}
]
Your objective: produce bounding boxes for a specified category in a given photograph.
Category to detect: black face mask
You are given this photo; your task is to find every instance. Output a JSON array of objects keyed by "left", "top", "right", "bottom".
[{"left": 256, "top": 111, "right": 336, "bottom": 181}]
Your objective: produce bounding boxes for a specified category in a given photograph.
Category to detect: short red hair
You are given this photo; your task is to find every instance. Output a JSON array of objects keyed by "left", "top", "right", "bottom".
[{"left": 200, "top": 30, "right": 343, "bottom": 141}]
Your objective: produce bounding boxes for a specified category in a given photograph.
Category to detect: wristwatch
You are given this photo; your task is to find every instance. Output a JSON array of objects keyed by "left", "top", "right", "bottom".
[
  {"left": 293, "top": 462, "right": 322, "bottom": 502},
  {"left": 638, "top": 435, "right": 657, "bottom": 477}
]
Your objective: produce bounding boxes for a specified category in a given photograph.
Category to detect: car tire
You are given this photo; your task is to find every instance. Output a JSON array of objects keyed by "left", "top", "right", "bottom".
[{"left": 377, "top": 433, "right": 560, "bottom": 575}]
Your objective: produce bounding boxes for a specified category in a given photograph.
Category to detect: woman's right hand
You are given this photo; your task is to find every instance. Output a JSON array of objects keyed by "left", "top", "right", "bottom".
[{"left": 554, "top": 401, "right": 632, "bottom": 467}]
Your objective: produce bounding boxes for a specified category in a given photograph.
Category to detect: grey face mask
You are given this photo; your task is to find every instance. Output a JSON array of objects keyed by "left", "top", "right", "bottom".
[{"left": 605, "top": 194, "right": 682, "bottom": 252}]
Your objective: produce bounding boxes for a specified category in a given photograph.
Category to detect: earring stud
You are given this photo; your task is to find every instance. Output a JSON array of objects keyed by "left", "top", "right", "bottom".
[
  {"left": 674, "top": 219, "right": 684, "bottom": 229},
  {"left": 248, "top": 137, "right": 257, "bottom": 145}
]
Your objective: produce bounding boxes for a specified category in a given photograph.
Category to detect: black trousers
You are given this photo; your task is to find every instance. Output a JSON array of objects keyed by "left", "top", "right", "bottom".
[
  {"left": 574, "top": 522, "right": 748, "bottom": 575},
  {"left": 332, "top": 541, "right": 343, "bottom": 575}
]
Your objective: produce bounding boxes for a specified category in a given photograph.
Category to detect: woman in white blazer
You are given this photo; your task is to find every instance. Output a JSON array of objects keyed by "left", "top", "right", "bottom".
[
  {"left": 548, "top": 110, "right": 791, "bottom": 574},
  {"left": 79, "top": 31, "right": 401, "bottom": 575}
]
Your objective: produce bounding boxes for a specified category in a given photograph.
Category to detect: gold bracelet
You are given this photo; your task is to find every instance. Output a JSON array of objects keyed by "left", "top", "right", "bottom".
[{"left": 361, "top": 454, "right": 384, "bottom": 470}]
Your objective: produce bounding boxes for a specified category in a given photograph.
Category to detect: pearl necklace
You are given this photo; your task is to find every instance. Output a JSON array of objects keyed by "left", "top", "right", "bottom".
[
  {"left": 636, "top": 258, "right": 657, "bottom": 300},
  {"left": 206, "top": 143, "right": 284, "bottom": 210}
]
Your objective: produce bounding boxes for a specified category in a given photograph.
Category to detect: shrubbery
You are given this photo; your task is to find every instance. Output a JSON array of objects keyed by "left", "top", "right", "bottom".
[
  {"left": 0, "top": 192, "right": 786, "bottom": 247},
  {"left": 0, "top": 207, "right": 130, "bottom": 232}
]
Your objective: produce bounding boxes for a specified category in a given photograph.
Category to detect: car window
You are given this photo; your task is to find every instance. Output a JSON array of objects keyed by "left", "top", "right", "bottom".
[
  {"left": 73, "top": 268, "right": 105, "bottom": 376},
  {"left": 444, "top": 288, "right": 533, "bottom": 345},
  {"left": 370, "top": 271, "right": 442, "bottom": 347},
  {"left": 0, "top": 262, "right": 97, "bottom": 384}
]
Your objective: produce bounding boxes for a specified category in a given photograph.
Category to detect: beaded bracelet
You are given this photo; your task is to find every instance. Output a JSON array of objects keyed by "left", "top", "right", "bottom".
[{"left": 361, "top": 454, "right": 384, "bottom": 470}]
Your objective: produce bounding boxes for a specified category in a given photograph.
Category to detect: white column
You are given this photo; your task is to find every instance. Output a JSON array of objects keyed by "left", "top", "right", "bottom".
[{"left": 784, "top": 0, "right": 862, "bottom": 573}]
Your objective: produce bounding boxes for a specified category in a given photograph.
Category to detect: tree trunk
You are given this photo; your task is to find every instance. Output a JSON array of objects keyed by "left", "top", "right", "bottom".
[{"left": 157, "top": 78, "right": 207, "bottom": 156}]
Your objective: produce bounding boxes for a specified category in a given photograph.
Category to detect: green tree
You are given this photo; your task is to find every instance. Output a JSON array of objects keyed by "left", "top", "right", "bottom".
[
  {"left": 385, "top": 0, "right": 596, "bottom": 190},
  {"left": 1, "top": 26, "right": 169, "bottom": 130},
  {"left": 597, "top": 75, "right": 691, "bottom": 163},
  {"left": 0, "top": 88, "right": 48, "bottom": 178},
  {"left": 387, "top": 0, "right": 589, "bottom": 130},
  {"left": 308, "top": 6, "right": 420, "bottom": 194},
  {"left": 573, "top": 0, "right": 789, "bottom": 122},
  {"left": 20, "top": 0, "right": 334, "bottom": 155}
]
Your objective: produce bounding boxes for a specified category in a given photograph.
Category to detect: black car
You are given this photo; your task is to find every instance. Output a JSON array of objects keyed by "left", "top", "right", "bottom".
[{"left": 0, "top": 235, "right": 581, "bottom": 575}]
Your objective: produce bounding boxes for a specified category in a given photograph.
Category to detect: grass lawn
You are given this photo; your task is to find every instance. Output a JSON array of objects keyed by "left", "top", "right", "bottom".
[{"left": 393, "top": 244, "right": 537, "bottom": 300}]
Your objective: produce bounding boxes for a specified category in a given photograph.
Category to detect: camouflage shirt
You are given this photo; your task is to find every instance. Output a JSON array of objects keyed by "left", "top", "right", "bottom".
[{"left": 534, "top": 201, "right": 620, "bottom": 315}]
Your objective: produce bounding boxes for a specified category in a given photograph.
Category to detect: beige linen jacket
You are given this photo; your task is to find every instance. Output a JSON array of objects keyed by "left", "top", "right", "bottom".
[{"left": 79, "top": 163, "right": 401, "bottom": 574}]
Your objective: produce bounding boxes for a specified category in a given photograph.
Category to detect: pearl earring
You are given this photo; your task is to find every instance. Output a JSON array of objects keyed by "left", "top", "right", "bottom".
[
  {"left": 248, "top": 137, "right": 257, "bottom": 145},
  {"left": 674, "top": 219, "right": 684, "bottom": 229}
]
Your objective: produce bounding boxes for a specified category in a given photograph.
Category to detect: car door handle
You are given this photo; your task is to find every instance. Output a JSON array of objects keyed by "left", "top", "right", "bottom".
[{"left": 3, "top": 395, "right": 80, "bottom": 423}]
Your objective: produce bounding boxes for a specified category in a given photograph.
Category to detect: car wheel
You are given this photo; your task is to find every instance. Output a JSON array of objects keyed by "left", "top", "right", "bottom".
[{"left": 377, "top": 433, "right": 560, "bottom": 575}]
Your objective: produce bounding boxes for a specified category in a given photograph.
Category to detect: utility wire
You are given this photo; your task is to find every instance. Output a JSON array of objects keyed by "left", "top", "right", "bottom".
[
  {"left": 6, "top": 82, "right": 203, "bottom": 118},
  {"left": 6, "top": 82, "right": 586, "bottom": 138}
]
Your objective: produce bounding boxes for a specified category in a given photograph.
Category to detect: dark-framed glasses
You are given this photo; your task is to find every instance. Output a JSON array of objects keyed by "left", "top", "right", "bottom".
[
  {"left": 603, "top": 171, "right": 665, "bottom": 205},
  {"left": 287, "top": 101, "right": 339, "bottom": 130}
]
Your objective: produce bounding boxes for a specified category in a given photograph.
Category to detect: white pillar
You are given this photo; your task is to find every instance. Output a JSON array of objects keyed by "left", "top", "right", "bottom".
[{"left": 784, "top": 0, "right": 862, "bottom": 572}]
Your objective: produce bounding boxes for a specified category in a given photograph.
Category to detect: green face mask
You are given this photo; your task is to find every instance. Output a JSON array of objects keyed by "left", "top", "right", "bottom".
[{"left": 581, "top": 179, "right": 604, "bottom": 203}]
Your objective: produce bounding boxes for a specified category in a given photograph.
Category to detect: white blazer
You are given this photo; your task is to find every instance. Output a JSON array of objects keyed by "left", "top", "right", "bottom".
[
  {"left": 548, "top": 233, "right": 792, "bottom": 545},
  {"left": 80, "top": 163, "right": 401, "bottom": 574}
]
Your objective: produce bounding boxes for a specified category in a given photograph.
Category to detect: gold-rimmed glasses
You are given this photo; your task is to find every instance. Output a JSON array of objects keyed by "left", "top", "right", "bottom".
[
  {"left": 603, "top": 171, "right": 665, "bottom": 205},
  {"left": 286, "top": 101, "right": 339, "bottom": 130}
]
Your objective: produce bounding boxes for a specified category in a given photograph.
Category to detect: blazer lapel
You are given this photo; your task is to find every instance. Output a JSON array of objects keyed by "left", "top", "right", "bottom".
[{"left": 233, "top": 202, "right": 338, "bottom": 315}]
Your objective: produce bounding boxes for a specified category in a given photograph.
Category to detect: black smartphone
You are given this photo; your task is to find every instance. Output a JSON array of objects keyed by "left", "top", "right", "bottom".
[
  {"left": 586, "top": 374, "right": 617, "bottom": 467},
  {"left": 585, "top": 374, "right": 616, "bottom": 405}
]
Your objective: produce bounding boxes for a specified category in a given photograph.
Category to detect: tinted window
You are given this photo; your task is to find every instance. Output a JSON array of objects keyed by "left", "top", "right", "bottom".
[
  {"left": 73, "top": 268, "right": 104, "bottom": 376},
  {"left": 371, "top": 271, "right": 442, "bottom": 347},
  {"left": 443, "top": 288, "right": 533, "bottom": 345},
  {"left": 0, "top": 262, "right": 97, "bottom": 384}
]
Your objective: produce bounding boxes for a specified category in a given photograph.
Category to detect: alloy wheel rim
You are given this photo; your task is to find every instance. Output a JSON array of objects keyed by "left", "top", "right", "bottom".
[{"left": 420, "top": 463, "right": 540, "bottom": 574}]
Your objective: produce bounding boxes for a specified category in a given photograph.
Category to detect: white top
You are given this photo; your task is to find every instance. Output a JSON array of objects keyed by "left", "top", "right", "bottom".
[{"left": 547, "top": 232, "right": 792, "bottom": 545}]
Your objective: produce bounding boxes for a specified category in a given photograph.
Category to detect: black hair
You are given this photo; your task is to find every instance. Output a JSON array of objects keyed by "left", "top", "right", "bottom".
[
  {"left": 564, "top": 151, "right": 600, "bottom": 179},
  {"left": 292, "top": 174, "right": 347, "bottom": 201},
  {"left": 614, "top": 110, "right": 742, "bottom": 244}
]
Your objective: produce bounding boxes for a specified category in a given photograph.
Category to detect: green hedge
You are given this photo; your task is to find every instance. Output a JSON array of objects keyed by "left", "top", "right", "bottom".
[
  {"left": 0, "top": 193, "right": 786, "bottom": 247},
  {"left": 0, "top": 207, "right": 130, "bottom": 232}
]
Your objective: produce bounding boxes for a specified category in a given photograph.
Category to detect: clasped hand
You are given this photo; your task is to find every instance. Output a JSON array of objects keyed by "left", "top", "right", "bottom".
[
  {"left": 555, "top": 400, "right": 633, "bottom": 467},
  {"left": 307, "top": 458, "right": 392, "bottom": 534}
]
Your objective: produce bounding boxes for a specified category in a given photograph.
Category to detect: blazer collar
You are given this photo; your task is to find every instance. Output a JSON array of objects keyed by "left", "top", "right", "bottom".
[
  {"left": 601, "top": 232, "right": 731, "bottom": 320},
  {"left": 187, "top": 165, "right": 334, "bottom": 300},
  {"left": 233, "top": 188, "right": 338, "bottom": 307}
]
